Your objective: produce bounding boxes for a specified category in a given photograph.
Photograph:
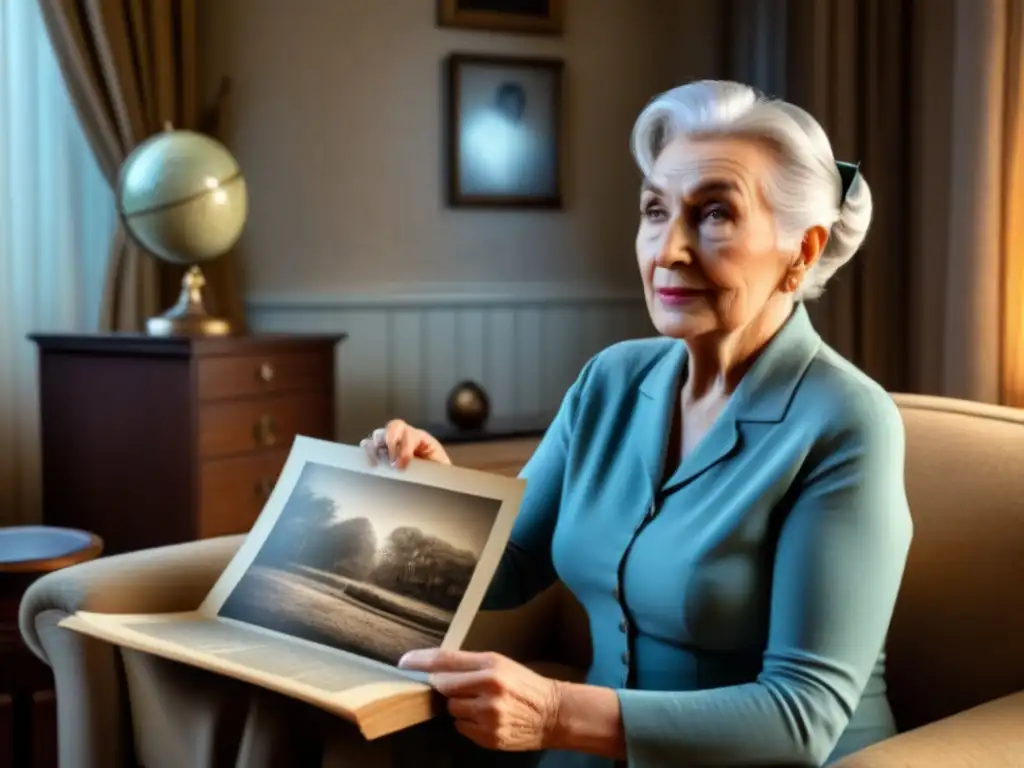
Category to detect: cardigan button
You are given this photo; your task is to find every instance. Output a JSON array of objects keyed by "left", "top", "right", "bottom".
[
  {"left": 612, "top": 585, "right": 620, "bottom": 601},
  {"left": 618, "top": 619, "right": 628, "bottom": 633},
  {"left": 621, "top": 651, "right": 631, "bottom": 665}
]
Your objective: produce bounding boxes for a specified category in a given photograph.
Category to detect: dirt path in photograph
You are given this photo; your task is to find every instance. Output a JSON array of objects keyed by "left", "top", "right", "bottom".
[
  {"left": 293, "top": 564, "right": 454, "bottom": 632},
  {"left": 287, "top": 567, "right": 447, "bottom": 636},
  {"left": 231, "top": 565, "right": 444, "bottom": 664}
]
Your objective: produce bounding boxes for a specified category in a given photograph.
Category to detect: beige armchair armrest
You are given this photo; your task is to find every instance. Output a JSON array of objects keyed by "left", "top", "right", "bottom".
[
  {"left": 20, "top": 534, "right": 244, "bottom": 661},
  {"left": 18, "top": 535, "right": 244, "bottom": 768},
  {"left": 834, "top": 690, "right": 1024, "bottom": 767}
]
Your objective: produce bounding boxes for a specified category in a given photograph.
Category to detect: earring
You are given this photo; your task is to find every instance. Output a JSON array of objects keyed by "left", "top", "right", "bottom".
[{"left": 785, "top": 273, "right": 801, "bottom": 292}]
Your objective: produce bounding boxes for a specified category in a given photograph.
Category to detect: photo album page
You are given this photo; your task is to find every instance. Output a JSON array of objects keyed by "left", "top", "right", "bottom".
[{"left": 60, "top": 436, "right": 526, "bottom": 739}]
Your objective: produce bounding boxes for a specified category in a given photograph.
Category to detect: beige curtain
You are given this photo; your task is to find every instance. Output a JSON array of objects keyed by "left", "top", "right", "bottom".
[
  {"left": 37, "top": 0, "right": 245, "bottom": 332},
  {"left": 1000, "top": 1, "right": 1024, "bottom": 406},
  {"left": 722, "top": 0, "right": 1020, "bottom": 403}
]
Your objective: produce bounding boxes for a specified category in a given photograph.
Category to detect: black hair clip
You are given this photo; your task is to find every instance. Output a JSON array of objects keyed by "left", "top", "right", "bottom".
[{"left": 836, "top": 161, "right": 860, "bottom": 206}]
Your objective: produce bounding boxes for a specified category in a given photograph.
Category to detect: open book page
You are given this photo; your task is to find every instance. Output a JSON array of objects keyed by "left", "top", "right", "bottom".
[
  {"left": 61, "top": 610, "right": 435, "bottom": 738},
  {"left": 60, "top": 436, "right": 526, "bottom": 737}
]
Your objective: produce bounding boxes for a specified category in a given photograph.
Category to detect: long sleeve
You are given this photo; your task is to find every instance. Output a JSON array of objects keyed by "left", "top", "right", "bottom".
[
  {"left": 481, "top": 360, "right": 593, "bottom": 611},
  {"left": 616, "top": 394, "right": 914, "bottom": 767}
]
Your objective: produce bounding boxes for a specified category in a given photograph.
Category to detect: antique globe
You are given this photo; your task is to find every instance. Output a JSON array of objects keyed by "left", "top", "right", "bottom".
[{"left": 117, "top": 126, "right": 248, "bottom": 336}]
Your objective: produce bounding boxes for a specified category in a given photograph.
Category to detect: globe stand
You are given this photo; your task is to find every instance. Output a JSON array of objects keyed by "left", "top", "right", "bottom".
[{"left": 146, "top": 265, "right": 232, "bottom": 337}]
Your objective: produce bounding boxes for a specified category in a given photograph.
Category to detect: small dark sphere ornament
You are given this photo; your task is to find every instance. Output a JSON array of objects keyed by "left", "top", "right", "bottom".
[{"left": 446, "top": 380, "right": 491, "bottom": 431}]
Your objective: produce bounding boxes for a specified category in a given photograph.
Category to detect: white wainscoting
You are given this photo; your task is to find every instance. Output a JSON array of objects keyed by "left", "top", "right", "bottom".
[{"left": 246, "top": 284, "right": 651, "bottom": 443}]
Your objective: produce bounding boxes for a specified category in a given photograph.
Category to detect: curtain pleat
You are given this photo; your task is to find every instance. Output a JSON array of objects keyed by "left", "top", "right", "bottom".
[{"left": 1000, "top": 0, "right": 1024, "bottom": 406}]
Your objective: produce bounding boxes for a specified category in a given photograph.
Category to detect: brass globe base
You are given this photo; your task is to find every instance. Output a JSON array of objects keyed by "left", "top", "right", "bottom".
[
  {"left": 146, "top": 313, "right": 232, "bottom": 337},
  {"left": 146, "top": 265, "right": 233, "bottom": 338}
]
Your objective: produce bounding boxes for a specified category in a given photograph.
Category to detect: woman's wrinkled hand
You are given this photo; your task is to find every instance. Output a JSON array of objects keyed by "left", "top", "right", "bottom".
[
  {"left": 359, "top": 419, "right": 451, "bottom": 469},
  {"left": 399, "top": 649, "right": 561, "bottom": 752}
]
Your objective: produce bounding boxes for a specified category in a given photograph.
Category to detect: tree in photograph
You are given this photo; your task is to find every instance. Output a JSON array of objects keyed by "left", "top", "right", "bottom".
[{"left": 370, "top": 527, "right": 477, "bottom": 611}]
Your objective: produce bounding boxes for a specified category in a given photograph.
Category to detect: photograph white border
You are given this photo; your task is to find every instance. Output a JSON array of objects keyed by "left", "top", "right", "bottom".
[{"left": 198, "top": 436, "right": 527, "bottom": 655}]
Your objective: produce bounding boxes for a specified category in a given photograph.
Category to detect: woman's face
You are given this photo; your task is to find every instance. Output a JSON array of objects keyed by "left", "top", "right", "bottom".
[{"left": 636, "top": 136, "right": 798, "bottom": 340}]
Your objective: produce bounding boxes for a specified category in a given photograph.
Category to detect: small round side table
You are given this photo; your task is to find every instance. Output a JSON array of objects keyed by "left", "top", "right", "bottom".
[{"left": 0, "top": 525, "right": 103, "bottom": 768}]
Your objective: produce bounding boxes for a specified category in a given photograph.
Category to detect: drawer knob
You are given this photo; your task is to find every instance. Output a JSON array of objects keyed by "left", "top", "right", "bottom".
[
  {"left": 257, "top": 362, "right": 275, "bottom": 383},
  {"left": 253, "top": 414, "right": 277, "bottom": 447},
  {"left": 254, "top": 477, "right": 275, "bottom": 498}
]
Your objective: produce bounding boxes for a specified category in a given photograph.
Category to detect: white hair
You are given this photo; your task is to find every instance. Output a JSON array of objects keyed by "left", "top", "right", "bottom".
[{"left": 630, "top": 80, "right": 872, "bottom": 300}]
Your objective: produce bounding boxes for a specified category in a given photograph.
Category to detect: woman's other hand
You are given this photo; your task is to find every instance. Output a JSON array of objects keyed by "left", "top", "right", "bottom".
[
  {"left": 398, "top": 649, "right": 561, "bottom": 752},
  {"left": 359, "top": 419, "right": 451, "bottom": 469}
]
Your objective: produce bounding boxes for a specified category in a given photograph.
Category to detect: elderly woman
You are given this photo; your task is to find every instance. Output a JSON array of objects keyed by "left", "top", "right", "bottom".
[{"left": 362, "top": 80, "right": 912, "bottom": 767}]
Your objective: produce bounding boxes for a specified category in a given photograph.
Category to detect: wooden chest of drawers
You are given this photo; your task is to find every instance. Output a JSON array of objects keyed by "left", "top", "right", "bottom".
[{"left": 31, "top": 333, "right": 343, "bottom": 555}]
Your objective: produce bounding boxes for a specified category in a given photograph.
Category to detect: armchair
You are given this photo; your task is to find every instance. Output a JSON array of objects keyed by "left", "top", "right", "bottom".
[{"left": 19, "top": 394, "right": 1024, "bottom": 766}]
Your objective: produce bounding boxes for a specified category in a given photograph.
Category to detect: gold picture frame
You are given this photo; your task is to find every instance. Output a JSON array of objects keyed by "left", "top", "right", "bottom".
[{"left": 437, "top": 0, "right": 564, "bottom": 36}]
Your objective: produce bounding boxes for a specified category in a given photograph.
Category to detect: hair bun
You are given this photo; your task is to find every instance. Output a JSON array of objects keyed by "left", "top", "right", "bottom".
[{"left": 818, "top": 171, "right": 873, "bottom": 292}]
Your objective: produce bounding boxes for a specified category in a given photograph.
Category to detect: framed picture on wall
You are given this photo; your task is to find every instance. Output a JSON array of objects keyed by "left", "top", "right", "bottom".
[
  {"left": 437, "top": 0, "right": 564, "bottom": 36},
  {"left": 445, "top": 53, "right": 564, "bottom": 209}
]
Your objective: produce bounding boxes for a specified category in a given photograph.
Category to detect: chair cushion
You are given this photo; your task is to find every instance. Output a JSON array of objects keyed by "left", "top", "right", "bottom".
[
  {"left": 833, "top": 690, "right": 1024, "bottom": 767},
  {"left": 887, "top": 395, "right": 1024, "bottom": 730}
]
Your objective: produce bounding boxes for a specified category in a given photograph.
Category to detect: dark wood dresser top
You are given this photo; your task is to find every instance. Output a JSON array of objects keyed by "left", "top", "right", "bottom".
[{"left": 30, "top": 333, "right": 347, "bottom": 358}]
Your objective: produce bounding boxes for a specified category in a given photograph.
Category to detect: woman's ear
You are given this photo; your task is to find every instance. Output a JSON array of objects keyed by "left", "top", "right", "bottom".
[
  {"left": 781, "top": 225, "right": 829, "bottom": 294},
  {"left": 782, "top": 270, "right": 802, "bottom": 293},
  {"left": 800, "top": 225, "right": 829, "bottom": 271}
]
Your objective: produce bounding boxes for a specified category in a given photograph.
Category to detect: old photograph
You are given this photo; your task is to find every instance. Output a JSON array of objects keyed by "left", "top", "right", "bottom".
[
  {"left": 446, "top": 53, "right": 563, "bottom": 207},
  {"left": 218, "top": 461, "right": 502, "bottom": 665}
]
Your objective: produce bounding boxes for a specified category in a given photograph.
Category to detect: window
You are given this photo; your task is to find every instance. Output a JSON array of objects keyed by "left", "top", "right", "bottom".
[{"left": 0, "top": 0, "right": 114, "bottom": 523}]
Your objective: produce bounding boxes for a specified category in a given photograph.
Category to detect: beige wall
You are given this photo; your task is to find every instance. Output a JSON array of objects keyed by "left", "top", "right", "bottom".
[
  {"left": 197, "top": 0, "right": 727, "bottom": 296},
  {"left": 197, "top": 0, "right": 723, "bottom": 439}
]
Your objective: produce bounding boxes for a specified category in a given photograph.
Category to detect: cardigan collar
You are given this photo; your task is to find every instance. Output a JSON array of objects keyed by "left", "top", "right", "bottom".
[{"left": 636, "top": 303, "right": 822, "bottom": 494}]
